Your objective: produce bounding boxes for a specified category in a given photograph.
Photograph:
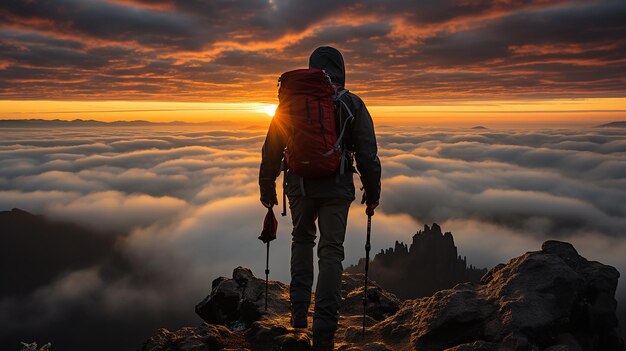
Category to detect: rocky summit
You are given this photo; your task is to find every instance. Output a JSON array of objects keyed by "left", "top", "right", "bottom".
[{"left": 141, "top": 241, "right": 624, "bottom": 351}]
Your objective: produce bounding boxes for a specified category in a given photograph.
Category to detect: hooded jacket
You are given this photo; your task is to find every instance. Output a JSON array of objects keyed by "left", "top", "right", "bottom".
[{"left": 259, "top": 46, "right": 381, "bottom": 203}]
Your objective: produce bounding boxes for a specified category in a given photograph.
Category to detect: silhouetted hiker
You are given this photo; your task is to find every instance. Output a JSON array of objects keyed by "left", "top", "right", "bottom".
[{"left": 259, "top": 46, "right": 381, "bottom": 350}]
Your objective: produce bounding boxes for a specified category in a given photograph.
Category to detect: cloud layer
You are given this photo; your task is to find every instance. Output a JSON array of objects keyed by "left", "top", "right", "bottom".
[
  {"left": 0, "top": 122, "right": 625, "bottom": 349},
  {"left": 1, "top": 0, "right": 625, "bottom": 102}
]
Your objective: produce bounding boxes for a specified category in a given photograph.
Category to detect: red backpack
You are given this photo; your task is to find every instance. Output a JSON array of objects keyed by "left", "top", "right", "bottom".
[{"left": 277, "top": 68, "right": 353, "bottom": 177}]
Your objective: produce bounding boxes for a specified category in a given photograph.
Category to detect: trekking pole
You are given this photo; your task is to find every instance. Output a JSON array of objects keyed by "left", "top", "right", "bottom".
[
  {"left": 260, "top": 206, "right": 277, "bottom": 312},
  {"left": 362, "top": 214, "right": 372, "bottom": 337},
  {"left": 281, "top": 162, "right": 287, "bottom": 217},
  {"left": 265, "top": 241, "right": 270, "bottom": 311}
]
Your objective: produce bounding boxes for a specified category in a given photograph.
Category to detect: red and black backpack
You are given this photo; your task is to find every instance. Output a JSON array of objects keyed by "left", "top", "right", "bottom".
[{"left": 276, "top": 68, "right": 354, "bottom": 178}]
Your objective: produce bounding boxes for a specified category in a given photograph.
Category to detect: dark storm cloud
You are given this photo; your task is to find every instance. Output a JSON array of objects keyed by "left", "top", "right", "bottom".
[
  {"left": 417, "top": 0, "right": 626, "bottom": 65},
  {"left": 0, "top": 0, "right": 625, "bottom": 101},
  {"left": 0, "top": 39, "right": 108, "bottom": 69},
  {"left": 493, "top": 1, "right": 626, "bottom": 45},
  {"left": 0, "top": 0, "right": 197, "bottom": 47},
  {"left": 0, "top": 30, "right": 84, "bottom": 49},
  {"left": 377, "top": 0, "right": 570, "bottom": 24}
]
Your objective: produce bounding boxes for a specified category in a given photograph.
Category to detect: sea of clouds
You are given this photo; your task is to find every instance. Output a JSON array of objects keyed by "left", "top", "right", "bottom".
[{"left": 1, "top": 122, "right": 625, "bottom": 349}]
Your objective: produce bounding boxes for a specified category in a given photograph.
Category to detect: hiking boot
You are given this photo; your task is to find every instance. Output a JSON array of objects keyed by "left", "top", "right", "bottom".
[
  {"left": 312, "top": 332, "right": 334, "bottom": 351},
  {"left": 290, "top": 308, "right": 308, "bottom": 328}
]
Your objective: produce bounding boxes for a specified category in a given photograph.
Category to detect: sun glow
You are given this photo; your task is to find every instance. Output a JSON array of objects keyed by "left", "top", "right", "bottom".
[
  {"left": 0, "top": 98, "right": 624, "bottom": 125},
  {"left": 257, "top": 104, "right": 278, "bottom": 117}
]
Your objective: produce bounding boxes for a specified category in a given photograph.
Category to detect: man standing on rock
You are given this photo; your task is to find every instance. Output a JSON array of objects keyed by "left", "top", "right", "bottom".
[{"left": 259, "top": 46, "right": 381, "bottom": 350}]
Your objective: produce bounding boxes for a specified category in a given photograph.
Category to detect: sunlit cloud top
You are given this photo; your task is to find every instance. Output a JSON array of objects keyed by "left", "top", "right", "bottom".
[{"left": 0, "top": 0, "right": 625, "bottom": 104}]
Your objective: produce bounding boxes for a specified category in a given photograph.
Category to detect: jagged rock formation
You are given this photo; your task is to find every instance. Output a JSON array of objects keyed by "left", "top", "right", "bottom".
[
  {"left": 142, "top": 241, "right": 624, "bottom": 351},
  {"left": 346, "top": 223, "right": 487, "bottom": 299}
]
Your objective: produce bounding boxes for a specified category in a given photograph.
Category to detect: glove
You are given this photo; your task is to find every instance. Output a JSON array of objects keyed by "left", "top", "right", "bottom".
[
  {"left": 360, "top": 190, "right": 379, "bottom": 216},
  {"left": 366, "top": 201, "right": 378, "bottom": 216},
  {"left": 259, "top": 179, "right": 278, "bottom": 208}
]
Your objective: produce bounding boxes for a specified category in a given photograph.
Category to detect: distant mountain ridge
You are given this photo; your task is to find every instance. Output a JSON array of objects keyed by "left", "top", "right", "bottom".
[
  {"left": 596, "top": 121, "right": 626, "bottom": 128},
  {"left": 345, "top": 223, "right": 487, "bottom": 299},
  {"left": 0, "top": 208, "right": 118, "bottom": 297},
  {"left": 0, "top": 119, "right": 224, "bottom": 128}
]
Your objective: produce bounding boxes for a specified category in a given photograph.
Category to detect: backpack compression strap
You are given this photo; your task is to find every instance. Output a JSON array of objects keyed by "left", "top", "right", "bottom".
[
  {"left": 335, "top": 99, "right": 354, "bottom": 147},
  {"left": 324, "top": 89, "right": 354, "bottom": 157},
  {"left": 326, "top": 89, "right": 356, "bottom": 178}
]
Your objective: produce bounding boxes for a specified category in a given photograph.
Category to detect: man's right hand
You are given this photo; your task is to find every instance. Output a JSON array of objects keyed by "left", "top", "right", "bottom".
[
  {"left": 365, "top": 200, "right": 378, "bottom": 216},
  {"left": 360, "top": 190, "right": 379, "bottom": 216},
  {"left": 260, "top": 180, "right": 278, "bottom": 208}
]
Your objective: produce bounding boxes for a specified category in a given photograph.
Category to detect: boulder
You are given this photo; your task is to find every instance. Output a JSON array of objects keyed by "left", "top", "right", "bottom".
[
  {"left": 195, "top": 266, "right": 290, "bottom": 328},
  {"left": 443, "top": 341, "right": 497, "bottom": 351},
  {"left": 340, "top": 272, "right": 401, "bottom": 321},
  {"left": 141, "top": 325, "right": 249, "bottom": 351},
  {"left": 376, "top": 240, "right": 624, "bottom": 351}
]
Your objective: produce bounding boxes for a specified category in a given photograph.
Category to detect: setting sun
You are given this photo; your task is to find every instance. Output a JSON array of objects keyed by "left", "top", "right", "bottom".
[{"left": 257, "top": 104, "right": 278, "bottom": 117}]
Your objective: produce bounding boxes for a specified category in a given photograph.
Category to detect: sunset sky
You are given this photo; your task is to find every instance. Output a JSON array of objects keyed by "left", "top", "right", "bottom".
[{"left": 1, "top": 0, "right": 625, "bottom": 124}]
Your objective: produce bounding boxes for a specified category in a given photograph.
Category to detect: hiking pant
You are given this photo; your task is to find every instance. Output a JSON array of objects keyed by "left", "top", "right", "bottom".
[{"left": 288, "top": 196, "right": 351, "bottom": 335}]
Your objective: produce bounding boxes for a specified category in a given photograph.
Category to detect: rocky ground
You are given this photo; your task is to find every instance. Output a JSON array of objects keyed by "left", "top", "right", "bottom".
[{"left": 141, "top": 241, "right": 624, "bottom": 351}]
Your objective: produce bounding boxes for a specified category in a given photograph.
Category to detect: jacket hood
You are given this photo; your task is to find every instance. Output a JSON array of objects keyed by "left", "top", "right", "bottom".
[{"left": 309, "top": 46, "right": 345, "bottom": 87}]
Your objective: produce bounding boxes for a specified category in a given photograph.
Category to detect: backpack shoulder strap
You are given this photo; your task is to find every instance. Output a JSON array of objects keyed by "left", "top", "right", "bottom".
[{"left": 334, "top": 88, "right": 349, "bottom": 101}]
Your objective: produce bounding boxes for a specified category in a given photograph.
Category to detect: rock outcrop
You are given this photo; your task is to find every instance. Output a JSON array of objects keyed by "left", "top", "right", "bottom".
[
  {"left": 374, "top": 240, "right": 623, "bottom": 351},
  {"left": 142, "top": 241, "right": 624, "bottom": 351},
  {"left": 346, "top": 223, "right": 487, "bottom": 299},
  {"left": 144, "top": 266, "right": 399, "bottom": 351}
]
